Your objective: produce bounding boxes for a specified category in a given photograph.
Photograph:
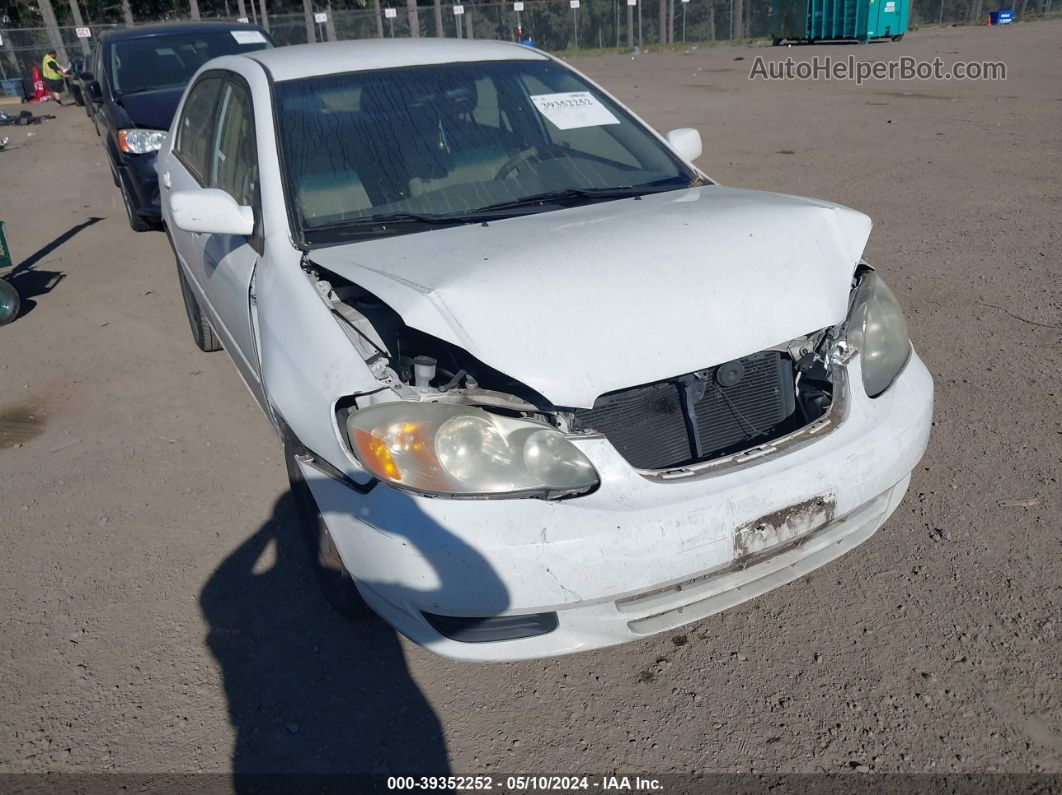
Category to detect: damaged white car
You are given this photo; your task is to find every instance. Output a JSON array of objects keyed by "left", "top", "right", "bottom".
[{"left": 159, "top": 39, "right": 932, "bottom": 661}]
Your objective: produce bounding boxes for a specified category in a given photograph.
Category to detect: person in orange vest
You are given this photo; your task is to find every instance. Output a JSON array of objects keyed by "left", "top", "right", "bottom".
[{"left": 41, "top": 49, "right": 69, "bottom": 104}]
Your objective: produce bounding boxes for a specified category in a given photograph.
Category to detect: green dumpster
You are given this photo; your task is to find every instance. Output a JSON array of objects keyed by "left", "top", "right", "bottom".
[
  {"left": 771, "top": 0, "right": 909, "bottom": 44},
  {"left": 0, "top": 220, "right": 19, "bottom": 325}
]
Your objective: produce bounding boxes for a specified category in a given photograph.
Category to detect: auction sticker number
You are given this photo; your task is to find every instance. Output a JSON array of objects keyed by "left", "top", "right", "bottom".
[
  {"left": 530, "top": 92, "right": 619, "bottom": 130},
  {"left": 231, "top": 30, "right": 267, "bottom": 44}
]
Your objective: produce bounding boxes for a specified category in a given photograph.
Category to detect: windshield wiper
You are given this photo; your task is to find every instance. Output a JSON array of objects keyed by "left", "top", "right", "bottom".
[
  {"left": 469, "top": 180, "right": 692, "bottom": 215},
  {"left": 470, "top": 186, "right": 648, "bottom": 214},
  {"left": 307, "top": 212, "right": 484, "bottom": 240},
  {"left": 306, "top": 180, "right": 695, "bottom": 242}
]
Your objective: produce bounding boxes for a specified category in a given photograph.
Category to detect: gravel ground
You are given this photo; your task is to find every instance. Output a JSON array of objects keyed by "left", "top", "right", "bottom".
[{"left": 0, "top": 19, "right": 1059, "bottom": 782}]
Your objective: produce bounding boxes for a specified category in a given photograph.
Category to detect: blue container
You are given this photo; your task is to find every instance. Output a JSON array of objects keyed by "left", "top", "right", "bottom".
[
  {"left": 990, "top": 9, "right": 1014, "bottom": 23},
  {"left": 0, "top": 78, "right": 25, "bottom": 99}
]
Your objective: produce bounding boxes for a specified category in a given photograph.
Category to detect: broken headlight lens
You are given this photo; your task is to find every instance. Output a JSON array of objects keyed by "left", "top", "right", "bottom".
[
  {"left": 345, "top": 403, "right": 599, "bottom": 498},
  {"left": 847, "top": 271, "right": 911, "bottom": 398}
]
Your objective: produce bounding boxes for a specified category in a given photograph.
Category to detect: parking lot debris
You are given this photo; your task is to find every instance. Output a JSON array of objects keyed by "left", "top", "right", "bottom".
[{"left": 0, "top": 110, "right": 56, "bottom": 127}]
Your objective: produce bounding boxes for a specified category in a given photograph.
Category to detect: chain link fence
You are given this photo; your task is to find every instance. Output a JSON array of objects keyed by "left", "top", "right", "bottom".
[
  {"left": 0, "top": 0, "right": 1056, "bottom": 87},
  {"left": 0, "top": 24, "right": 123, "bottom": 81}
]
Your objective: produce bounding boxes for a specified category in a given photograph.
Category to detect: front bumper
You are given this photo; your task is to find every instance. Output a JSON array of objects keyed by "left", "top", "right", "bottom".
[
  {"left": 117, "top": 151, "right": 161, "bottom": 219},
  {"left": 299, "top": 352, "right": 933, "bottom": 662}
]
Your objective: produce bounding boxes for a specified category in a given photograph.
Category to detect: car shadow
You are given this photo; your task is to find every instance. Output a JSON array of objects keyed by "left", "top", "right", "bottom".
[
  {"left": 200, "top": 490, "right": 474, "bottom": 789},
  {"left": 5, "top": 216, "right": 103, "bottom": 318}
]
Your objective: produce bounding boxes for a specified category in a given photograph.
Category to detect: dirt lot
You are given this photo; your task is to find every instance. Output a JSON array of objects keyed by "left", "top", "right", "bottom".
[{"left": 1, "top": 19, "right": 1060, "bottom": 782}]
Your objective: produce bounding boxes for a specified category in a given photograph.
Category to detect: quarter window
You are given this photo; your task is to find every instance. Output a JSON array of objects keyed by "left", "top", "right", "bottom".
[{"left": 175, "top": 76, "right": 222, "bottom": 184}]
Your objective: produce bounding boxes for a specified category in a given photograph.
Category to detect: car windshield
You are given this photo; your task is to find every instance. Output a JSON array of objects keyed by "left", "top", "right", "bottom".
[
  {"left": 109, "top": 30, "right": 271, "bottom": 95},
  {"left": 275, "top": 59, "right": 699, "bottom": 244}
]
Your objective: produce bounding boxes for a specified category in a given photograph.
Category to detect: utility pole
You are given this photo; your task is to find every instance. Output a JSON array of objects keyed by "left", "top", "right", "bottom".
[
  {"left": 626, "top": 0, "right": 634, "bottom": 46},
  {"left": 36, "top": 0, "right": 69, "bottom": 63},
  {"left": 325, "top": 0, "right": 337, "bottom": 39},
  {"left": 303, "top": 0, "right": 316, "bottom": 42},
  {"left": 434, "top": 0, "right": 443, "bottom": 35},
  {"left": 407, "top": 0, "right": 420, "bottom": 36},
  {"left": 668, "top": 0, "right": 674, "bottom": 43},
  {"left": 657, "top": 0, "right": 665, "bottom": 42},
  {"left": 258, "top": 0, "right": 269, "bottom": 30},
  {"left": 67, "top": 0, "right": 90, "bottom": 54},
  {"left": 374, "top": 0, "right": 385, "bottom": 36}
]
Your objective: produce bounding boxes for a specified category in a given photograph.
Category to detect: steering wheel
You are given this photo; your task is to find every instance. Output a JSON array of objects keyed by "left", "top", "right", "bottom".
[{"left": 494, "top": 144, "right": 571, "bottom": 180}]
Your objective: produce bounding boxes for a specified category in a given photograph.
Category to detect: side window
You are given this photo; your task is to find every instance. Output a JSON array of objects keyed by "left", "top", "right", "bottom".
[
  {"left": 175, "top": 76, "right": 222, "bottom": 184},
  {"left": 210, "top": 81, "right": 257, "bottom": 207}
]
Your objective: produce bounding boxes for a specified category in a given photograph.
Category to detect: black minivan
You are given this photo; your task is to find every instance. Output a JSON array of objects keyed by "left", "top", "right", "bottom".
[{"left": 81, "top": 21, "right": 273, "bottom": 231}]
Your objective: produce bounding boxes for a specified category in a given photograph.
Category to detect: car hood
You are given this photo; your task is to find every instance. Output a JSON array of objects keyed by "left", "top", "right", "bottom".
[
  {"left": 309, "top": 186, "right": 872, "bottom": 408},
  {"left": 115, "top": 87, "right": 184, "bottom": 131}
]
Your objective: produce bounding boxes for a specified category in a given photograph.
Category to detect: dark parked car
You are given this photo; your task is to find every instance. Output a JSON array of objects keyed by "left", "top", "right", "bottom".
[
  {"left": 80, "top": 21, "right": 272, "bottom": 231},
  {"left": 63, "top": 55, "right": 89, "bottom": 107}
]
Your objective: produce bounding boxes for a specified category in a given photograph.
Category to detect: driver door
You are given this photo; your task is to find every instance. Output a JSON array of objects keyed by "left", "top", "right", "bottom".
[
  {"left": 168, "top": 74, "right": 265, "bottom": 409},
  {"left": 197, "top": 76, "right": 264, "bottom": 406}
]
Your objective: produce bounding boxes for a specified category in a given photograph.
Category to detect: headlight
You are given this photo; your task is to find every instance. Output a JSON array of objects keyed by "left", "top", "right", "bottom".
[
  {"left": 117, "top": 128, "right": 167, "bottom": 154},
  {"left": 345, "top": 402, "right": 599, "bottom": 498},
  {"left": 847, "top": 271, "right": 911, "bottom": 398}
]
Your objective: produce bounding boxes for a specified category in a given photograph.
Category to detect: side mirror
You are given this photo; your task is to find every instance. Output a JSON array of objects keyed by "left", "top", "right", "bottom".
[
  {"left": 666, "top": 128, "right": 702, "bottom": 163},
  {"left": 170, "top": 188, "right": 254, "bottom": 236},
  {"left": 85, "top": 79, "right": 102, "bottom": 103}
]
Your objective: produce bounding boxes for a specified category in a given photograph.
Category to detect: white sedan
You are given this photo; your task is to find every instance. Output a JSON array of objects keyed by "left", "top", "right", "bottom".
[{"left": 158, "top": 39, "right": 932, "bottom": 661}]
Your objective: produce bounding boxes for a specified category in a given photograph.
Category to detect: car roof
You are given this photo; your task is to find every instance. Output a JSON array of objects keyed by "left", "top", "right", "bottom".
[
  {"left": 247, "top": 38, "right": 548, "bottom": 82},
  {"left": 99, "top": 20, "right": 269, "bottom": 44}
]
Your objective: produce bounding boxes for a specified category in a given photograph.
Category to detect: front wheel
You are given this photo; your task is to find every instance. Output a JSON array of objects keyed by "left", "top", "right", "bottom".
[
  {"left": 0, "top": 279, "right": 20, "bottom": 325},
  {"left": 285, "top": 438, "right": 371, "bottom": 620},
  {"left": 176, "top": 264, "right": 222, "bottom": 352},
  {"left": 118, "top": 171, "right": 153, "bottom": 233}
]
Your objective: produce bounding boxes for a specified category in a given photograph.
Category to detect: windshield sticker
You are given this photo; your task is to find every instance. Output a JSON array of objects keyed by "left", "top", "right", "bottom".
[
  {"left": 231, "top": 30, "right": 267, "bottom": 44},
  {"left": 530, "top": 92, "right": 620, "bottom": 130}
]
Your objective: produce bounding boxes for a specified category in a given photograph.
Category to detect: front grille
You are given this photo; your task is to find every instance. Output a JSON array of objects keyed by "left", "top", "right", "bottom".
[{"left": 572, "top": 352, "right": 796, "bottom": 470}]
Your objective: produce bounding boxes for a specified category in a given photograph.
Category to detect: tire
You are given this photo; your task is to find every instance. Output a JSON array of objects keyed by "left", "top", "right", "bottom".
[
  {"left": 0, "top": 279, "right": 19, "bottom": 326},
  {"left": 285, "top": 437, "right": 370, "bottom": 620},
  {"left": 176, "top": 265, "right": 222, "bottom": 352},
  {"left": 118, "top": 171, "right": 152, "bottom": 233}
]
